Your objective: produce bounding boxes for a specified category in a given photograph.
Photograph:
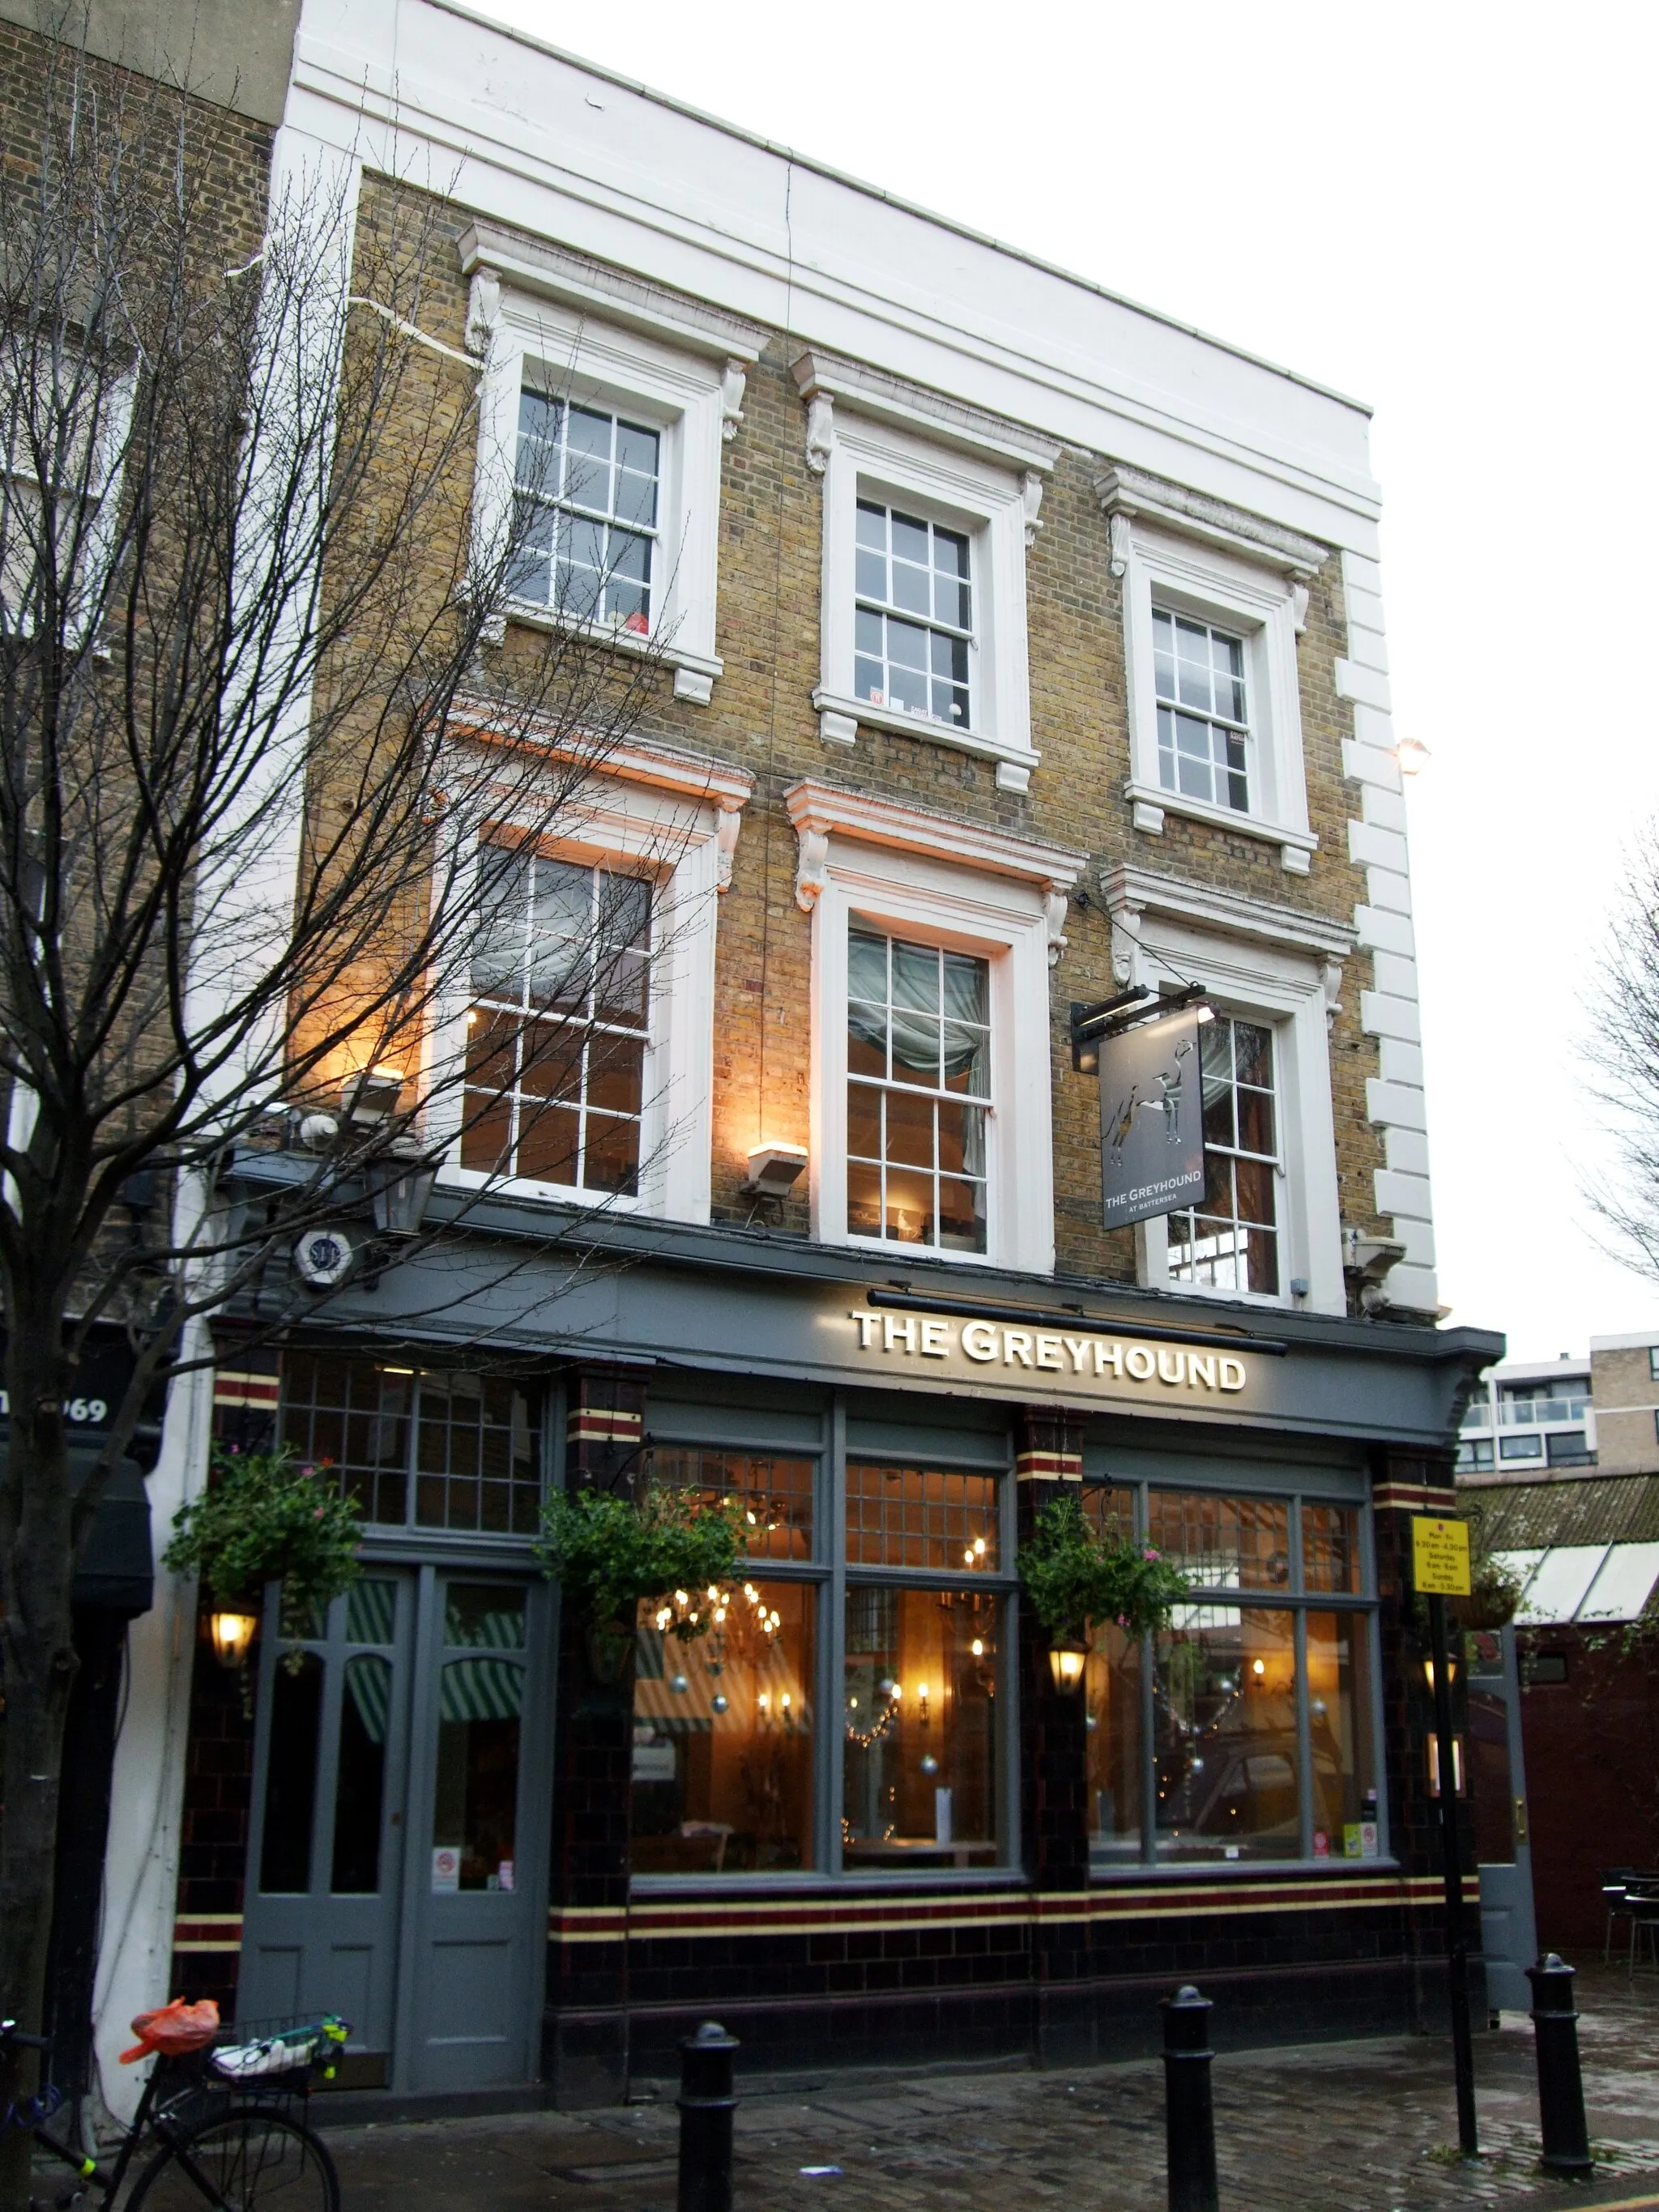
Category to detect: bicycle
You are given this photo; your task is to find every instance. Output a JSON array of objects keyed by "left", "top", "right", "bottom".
[{"left": 4, "top": 2011, "right": 348, "bottom": 2211}]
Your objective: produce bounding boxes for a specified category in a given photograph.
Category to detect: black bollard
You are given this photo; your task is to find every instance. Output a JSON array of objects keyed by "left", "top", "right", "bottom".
[
  {"left": 1161, "top": 1984, "right": 1219, "bottom": 2212},
  {"left": 1525, "top": 1955, "right": 1592, "bottom": 2180},
  {"left": 677, "top": 2019, "right": 740, "bottom": 2212}
]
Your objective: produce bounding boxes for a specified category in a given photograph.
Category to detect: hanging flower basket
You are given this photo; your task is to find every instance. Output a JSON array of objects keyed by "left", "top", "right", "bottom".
[
  {"left": 1017, "top": 1493, "right": 1192, "bottom": 1648},
  {"left": 163, "top": 1446, "right": 362, "bottom": 1634},
  {"left": 537, "top": 1482, "right": 746, "bottom": 1651}
]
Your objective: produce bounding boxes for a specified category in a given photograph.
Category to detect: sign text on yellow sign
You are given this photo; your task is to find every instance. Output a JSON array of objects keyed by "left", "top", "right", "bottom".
[{"left": 1412, "top": 1515, "right": 1472, "bottom": 1597}]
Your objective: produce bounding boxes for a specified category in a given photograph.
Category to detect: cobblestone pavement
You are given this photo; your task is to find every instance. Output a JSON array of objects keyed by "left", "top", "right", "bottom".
[{"left": 317, "top": 1969, "right": 1659, "bottom": 2212}]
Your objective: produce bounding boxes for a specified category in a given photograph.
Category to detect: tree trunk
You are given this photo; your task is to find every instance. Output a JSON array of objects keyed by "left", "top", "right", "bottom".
[{"left": 0, "top": 1317, "right": 77, "bottom": 2212}]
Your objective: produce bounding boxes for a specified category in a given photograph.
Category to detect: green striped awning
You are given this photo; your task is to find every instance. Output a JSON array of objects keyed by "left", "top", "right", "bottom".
[{"left": 439, "top": 1656, "right": 524, "bottom": 1724}]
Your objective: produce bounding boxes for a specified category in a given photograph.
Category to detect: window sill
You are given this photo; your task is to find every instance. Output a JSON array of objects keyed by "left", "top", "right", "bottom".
[
  {"left": 501, "top": 598, "right": 723, "bottom": 704},
  {"left": 440, "top": 1165, "right": 645, "bottom": 1214},
  {"left": 1124, "top": 778, "right": 1316, "bottom": 875},
  {"left": 1090, "top": 1856, "right": 1398, "bottom": 1883},
  {"left": 841, "top": 1229, "right": 1017, "bottom": 1272},
  {"left": 1148, "top": 1273, "right": 1290, "bottom": 1314},
  {"left": 629, "top": 1867, "right": 1026, "bottom": 1895},
  {"left": 812, "top": 687, "right": 1038, "bottom": 793}
]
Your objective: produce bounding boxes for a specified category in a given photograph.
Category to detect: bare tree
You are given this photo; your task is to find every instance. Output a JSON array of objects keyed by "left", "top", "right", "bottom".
[
  {"left": 0, "top": 47, "right": 699, "bottom": 2182},
  {"left": 1585, "top": 834, "right": 1659, "bottom": 1279}
]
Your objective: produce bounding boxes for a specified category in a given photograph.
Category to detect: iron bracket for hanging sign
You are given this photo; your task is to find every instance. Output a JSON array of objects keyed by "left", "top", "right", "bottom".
[{"left": 1069, "top": 983, "right": 1209, "bottom": 1074}]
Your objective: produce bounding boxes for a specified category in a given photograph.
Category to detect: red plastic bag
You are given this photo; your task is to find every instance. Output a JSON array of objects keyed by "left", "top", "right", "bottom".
[{"left": 119, "top": 1997, "right": 220, "bottom": 2064}]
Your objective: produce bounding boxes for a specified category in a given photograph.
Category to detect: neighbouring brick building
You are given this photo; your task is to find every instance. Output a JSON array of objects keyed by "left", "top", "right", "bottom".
[
  {"left": 101, "top": 0, "right": 1503, "bottom": 2112},
  {"left": 0, "top": 0, "right": 301, "bottom": 2120},
  {"left": 1455, "top": 1336, "right": 1659, "bottom": 1959}
]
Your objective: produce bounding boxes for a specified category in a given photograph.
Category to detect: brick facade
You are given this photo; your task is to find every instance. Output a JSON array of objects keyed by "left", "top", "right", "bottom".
[{"left": 130, "top": 13, "right": 1498, "bottom": 2108}]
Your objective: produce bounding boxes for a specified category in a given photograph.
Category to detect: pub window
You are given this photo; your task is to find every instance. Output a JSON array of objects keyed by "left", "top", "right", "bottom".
[
  {"left": 628, "top": 1439, "right": 1016, "bottom": 1882},
  {"left": 630, "top": 1447, "right": 824, "bottom": 1877},
  {"left": 279, "top": 1352, "right": 544, "bottom": 1536},
  {"left": 1083, "top": 1483, "right": 1378, "bottom": 1868},
  {"left": 841, "top": 1463, "right": 1008, "bottom": 1870}
]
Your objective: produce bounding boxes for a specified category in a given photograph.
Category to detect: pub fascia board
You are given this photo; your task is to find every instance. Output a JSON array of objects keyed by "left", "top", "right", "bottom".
[
  {"left": 294, "top": 1236, "right": 1494, "bottom": 1450},
  {"left": 218, "top": 1149, "right": 1503, "bottom": 1439}
]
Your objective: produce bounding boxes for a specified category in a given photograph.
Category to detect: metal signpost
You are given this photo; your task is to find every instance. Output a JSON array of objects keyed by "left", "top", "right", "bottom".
[{"left": 1414, "top": 1514, "right": 1478, "bottom": 2162}]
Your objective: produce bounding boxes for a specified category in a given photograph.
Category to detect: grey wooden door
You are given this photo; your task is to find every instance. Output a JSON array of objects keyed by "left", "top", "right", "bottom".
[
  {"left": 238, "top": 1573, "right": 415, "bottom": 2083},
  {"left": 1469, "top": 1625, "right": 1538, "bottom": 2014},
  {"left": 393, "top": 1570, "right": 552, "bottom": 2093}
]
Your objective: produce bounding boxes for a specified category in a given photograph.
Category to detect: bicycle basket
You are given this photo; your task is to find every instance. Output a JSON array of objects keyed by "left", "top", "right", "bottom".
[{"left": 203, "top": 2014, "right": 352, "bottom": 2099}]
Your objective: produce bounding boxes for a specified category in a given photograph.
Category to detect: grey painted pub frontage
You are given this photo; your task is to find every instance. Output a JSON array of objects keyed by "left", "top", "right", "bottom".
[{"left": 171, "top": 1200, "right": 1508, "bottom": 2104}]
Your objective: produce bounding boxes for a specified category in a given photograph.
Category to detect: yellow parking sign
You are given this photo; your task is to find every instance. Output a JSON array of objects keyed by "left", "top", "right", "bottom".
[{"left": 1412, "top": 1515, "right": 1472, "bottom": 1597}]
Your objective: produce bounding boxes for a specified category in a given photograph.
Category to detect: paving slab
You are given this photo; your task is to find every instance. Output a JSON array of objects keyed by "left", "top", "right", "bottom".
[{"left": 312, "top": 1966, "right": 1659, "bottom": 2212}]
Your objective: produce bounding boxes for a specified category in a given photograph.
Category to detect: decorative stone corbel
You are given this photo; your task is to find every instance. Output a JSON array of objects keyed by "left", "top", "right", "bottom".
[
  {"left": 1043, "top": 887, "right": 1069, "bottom": 966},
  {"left": 1021, "top": 471, "right": 1045, "bottom": 548},
  {"left": 1291, "top": 581, "right": 1309, "bottom": 636},
  {"left": 1108, "top": 894, "right": 1145, "bottom": 986},
  {"left": 804, "top": 391, "right": 835, "bottom": 476},
  {"left": 1108, "top": 512, "right": 1133, "bottom": 579},
  {"left": 720, "top": 360, "right": 748, "bottom": 443},
  {"left": 1323, "top": 959, "right": 1344, "bottom": 1029},
  {"left": 794, "top": 824, "right": 830, "bottom": 911},
  {"left": 464, "top": 265, "right": 501, "bottom": 358},
  {"left": 714, "top": 807, "right": 744, "bottom": 891}
]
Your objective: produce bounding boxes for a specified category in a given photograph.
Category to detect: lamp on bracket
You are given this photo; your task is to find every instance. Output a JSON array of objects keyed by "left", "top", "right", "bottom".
[
  {"left": 339, "top": 1065, "right": 405, "bottom": 1129},
  {"left": 743, "top": 1143, "right": 808, "bottom": 1199},
  {"left": 369, "top": 1152, "right": 440, "bottom": 1238}
]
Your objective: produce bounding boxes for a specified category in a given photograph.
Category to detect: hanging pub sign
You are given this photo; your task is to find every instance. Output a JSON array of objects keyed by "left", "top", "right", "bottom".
[{"left": 1098, "top": 1005, "right": 1208, "bottom": 1230}]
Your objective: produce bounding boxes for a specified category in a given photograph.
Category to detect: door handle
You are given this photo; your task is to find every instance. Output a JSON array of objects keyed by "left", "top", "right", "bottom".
[{"left": 1514, "top": 1796, "right": 1528, "bottom": 1843}]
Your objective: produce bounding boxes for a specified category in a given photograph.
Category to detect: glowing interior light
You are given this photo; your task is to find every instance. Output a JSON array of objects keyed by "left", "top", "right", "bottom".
[
  {"left": 1252, "top": 1658, "right": 1266, "bottom": 1676},
  {"left": 675, "top": 1590, "right": 689, "bottom": 1606},
  {"left": 849, "top": 1696, "right": 859, "bottom": 1710},
  {"left": 964, "top": 1548, "right": 975, "bottom": 1566},
  {"left": 706, "top": 1586, "right": 719, "bottom": 1602},
  {"left": 714, "top": 1608, "right": 727, "bottom": 1624},
  {"left": 758, "top": 1692, "right": 770, "bottom": 1710},
  {"left": 781, "top": 1693, "right": 792, "bottom": 1710},
  {"left": 890, "top": 1682, "right": 902, "bottom": 1701},
  {"left": 918, "top": 1683, "right": 929, "bottom": 1701},
  {"left": 973, "top": 1537, "right": 986, "bottom": 1556},
  {"left": 971, "top": 1639, "right": 984, "bottom": 1657}
]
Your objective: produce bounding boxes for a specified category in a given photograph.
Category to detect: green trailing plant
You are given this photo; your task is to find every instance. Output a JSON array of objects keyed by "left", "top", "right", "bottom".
[
  {"left": 537, "top": 1482, "right": 746, "bottom": 1643},
  {"left": 162, "top": 1444, "right": 363, "bottom": 1626},
  {"left": 1018, "top": 1492, "right": 1192, "bottom": 1643}
]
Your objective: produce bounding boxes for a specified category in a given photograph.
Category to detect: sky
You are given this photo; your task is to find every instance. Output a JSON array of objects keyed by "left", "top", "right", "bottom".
[{"left": 480, "top": 0, "right": 1659, "bottom": 1361}]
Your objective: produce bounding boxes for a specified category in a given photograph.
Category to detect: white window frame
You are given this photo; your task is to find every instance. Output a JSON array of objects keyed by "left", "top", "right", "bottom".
[
  {"left": 799, "top": 357, "right": 1056, "bottom": 795},
  {"left": 0, "top": 344, "right": 134, "bottom": 646},
  {"left": 427, "top": 739, "right": 752, "bottom": 1225},
  {"left": 790, "top": 781, "right": 1085, "bottom": 1274},
  {"left": 471, "top": 287, "right": 731, "bottom": 704},
  {"left": 1109, "top": 505, "right": 1317, "bottom": 874},
  {"left": 1106, "top": 870, "right": 1348, "bottom": 1313}
]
